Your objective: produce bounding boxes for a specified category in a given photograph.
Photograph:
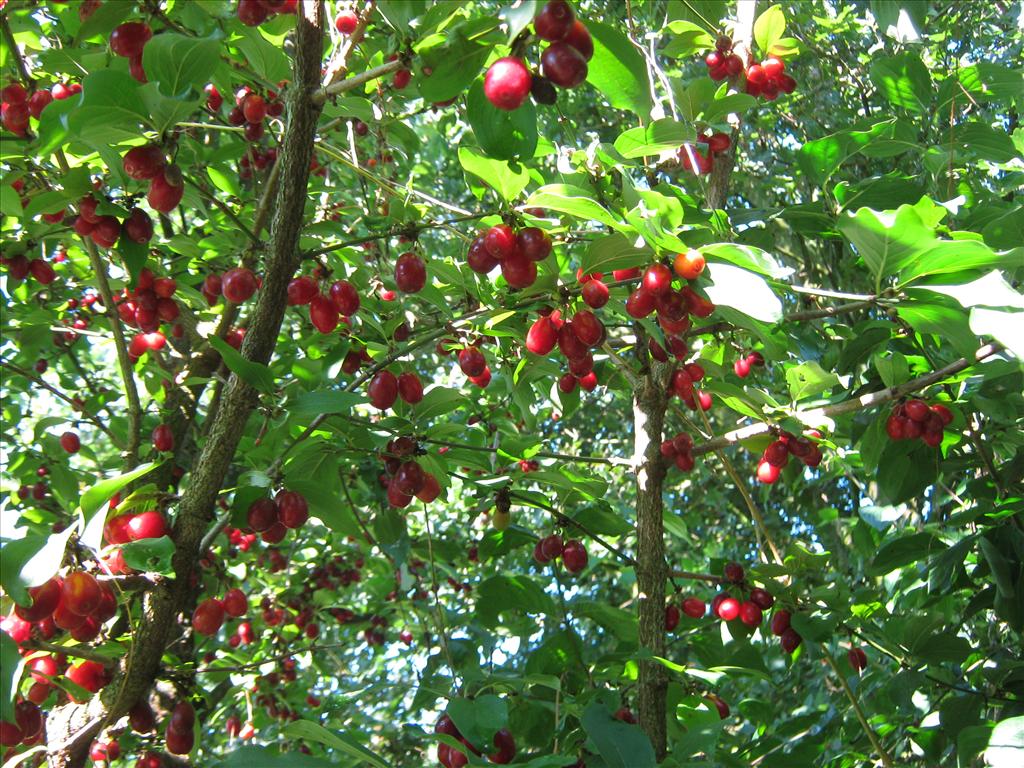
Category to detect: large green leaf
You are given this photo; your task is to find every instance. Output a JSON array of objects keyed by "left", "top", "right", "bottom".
[
  {"left": 447, "top": 695, "right": 508, "bottom": 751},
  {"left": 477, "top": 575, "right": 555, "bottom": 625},
  {"left": 581, "top": 233, "right": 653, "bottom": 274},
  {"left": 465, "top": 79, "right": 537, "bottom": 160},
  {"left": 525, "top": 185, "right": 624, "bottom": 230},
  {"left": 0, "top": 528, "right": 73, "bottom": 607},
  {"left": 869, "top": 53, "right": 933, "bottom": 113},
  {"left": 613, "top": 119, "right": 689, "bottom": 159},
  {"left": 752, "top": 5, "right": 786, "bottom": 57},
  {"left": 79, "top": 462, "right": 160, "bottom": 550},
  {"left": 213, "top": 746, "right": 338, "bottom": 767},
  {"left": 581, "top": 702, "right": 657, "bottom": 768},
  {"left": 868, "top": 532, "right": 945, "bottom": 576},
  {"left": 280, "top": 721, "right": 390, "bottom": 768},
  {"left": 985, "top": 716, "right": 1024, "bottom": 768},
  {"left": 417, "top": 20, "right": 497, "bottom": 103},
  {"left": 458, "top": 146, "right": 530, "bottom": 202},
  {"left": 142, "top": 33, "right": 221, "bottom": 97},
  {"left": 702, "top": 263, "right": 782, "bottom": 323},
  {"left": 1, "top": 632, "right": 23, "bottom": 724},
  {"left": 209, "top": 336, "right": 276, "bottom": 394},
  {"left": 585, "top": 22, "right": 652, "bottom": 117}
]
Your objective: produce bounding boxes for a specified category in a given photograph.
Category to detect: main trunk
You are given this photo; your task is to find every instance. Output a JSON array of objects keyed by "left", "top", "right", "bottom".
[{"left": 634, "top": 366, "right": 670, "bottom": 759}]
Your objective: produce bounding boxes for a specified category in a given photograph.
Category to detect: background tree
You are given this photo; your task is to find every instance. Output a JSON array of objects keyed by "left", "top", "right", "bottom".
[{"left": 1, "top": 1, "right": 1022, "bottom": 768}]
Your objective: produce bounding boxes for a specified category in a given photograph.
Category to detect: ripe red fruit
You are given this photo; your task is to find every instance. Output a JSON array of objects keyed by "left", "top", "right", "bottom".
[
  {"left": 501, "top": 250, "right": 537, "bottom": 288},
  {"left": 770, "top": 609, "right": 791, "bottom": 637},
  {"left": 192, "top": 597, "right": 226, "bottom": 635},
  {"left": 63, "top": 571, "right": 102, "bottom": 616},
  {"left": 756, "top": 459, "right": 780, "bottom": 484},
  {"left": 147, "top": 167, "right": 185, "bottom": 213},
  {"left": 392, "top": 68, "right": 412, "bottom": 89},
  {"left": 467, "top": 236, "right": 499, "bottom": 274},
  {"left": 489, "top": 727, "right": 516, "bottom": 764},
  {"left": 558, "top": 322, "right": 589, "bottom": 361},
  {"left": 780, "top": 627, "right": 803, "bottom": 653},
  {"left": 458, "top": 347, "right": 486, "bottom": 377},
  {"left": 682, "top": 597, "right": 705, "bottom": 618},
  {"left": 110, "top": 21, "right": 152, "bottom": 58},
  {"left": 309, "top": 294, "right": 339, "bottom": 333},
  {"left": 416, "top": 472, "right": 441, "bottom": 503},
  {"left": 763, "top": 440, "right": 789, "bottom": 468},
  {"left": 562, "top": 540, "right": 588, "bottom": 573},
  {"left": 237, "top": 0, "right": 269, "bottom": 26},
  {"left": 66, "top": 660, "right": 107, "bottom": 701},
  {"left": 394, "top": 461, "right": 425, "bottom": 496},
  {"left": 127, "top": 510, "right": 167, "bottom": 540},
  {"left": 931, "top": 403, "right": 954, "bottom": 425},
  {"left": 705, "top": 694, "right": 730, "bottom": 719},
  {"left": 28, "top": 90, "right": 53, "bottom": 118},
  {"left": 558, "top": 373, "right": 576, "bottom": 393},
  {"left": 571, "top": 309, "right": 603, "bottom": 348},
  {"left": 396, "top": 372, "right": 424, "bottom": 404},
  {"left": 626, "top": 287, "right": 656, "bottom": 318},
  {"left": 123, "top": 145, "right": 165, "bottom": 180},
  {"left": 642, "top": 264, "right": 673, "bottom": 296},
  {"left": 221, "top": 267, "right": 258, "bottom": 303},
  {"left": 484, "top": 57, "right": 532, "bottom": 111},
  {"left": 242, "top": 93, "right": 266, "bottom": 124},
  {"left": 540, "top": 534, "right": 564, "bottom": 560},
  {"left": 90, "top": 216, "right": 121, "bottom": 248},
  {"left": 15, "top": 577, "right": 62, "bottom": 622},
  {"left": 205, "top": 83, "right": 223, "bottom": 111},
  {"left": 534, "top": 0, "right": 574, "bottom": 41},
  {"left": 581, "top": 278, "right": 609, "bottom": 308},
  {"left": 60, "top": 431, "right": 81, "bottom": 453},
  {"left": 541, "top": 42, "right": 588, "bottom": 88},
  {"left": 738, "top": 601, "right": 762, "bottom": 627},
  {"left": 526, "top": 316, "right": 558, "bottom": 356},
  {"left": 483, "top": 224, "right": 517, "bottom": 260},
  {"left": 848, "top": 647, "right": 868, "bottom": 672},
  {"left": 716, "top": 597, "right": 740, "bottom": 621},
  {"left": 563, "top": 20, "right": 593, "bottom": 60},
  {"left": 368, "top": 371, "right": 399, "bottom": 410},
  {"left": 904, "top": 399, "right": 930, "bottom": 422},
  {"left": 516, "top": 227, "right": 552, "bottom": 261},
  {"left": 152, "top": 424, "right": 174, "bottom": 452},
  {"left": 723, "top": 561, "right": 744, "bottom": 583},
  {"left": 123, "top": 207, "right": 154, "bottom": 244},
  {"left": 394, "top": 251, "right": 426, "bottom": 293},
  {"left": 665, "top": 603, "right": 681, "bottom": 632},
  {"left": 276, "top": 490, "right": 308, "bottom": 528},
  {"left": 335, "top": 10, "right": 358, "bottom": 33},
  {"left": 1, "top": 83, "right": 27, "bottom": 104},
  {"left": 287, "top": 276, "right": 318, "bottom": 305},
  {"left": 329, "top": 279, "right": 360, "bottom": 315},
  {"left": 247, "top": 498, "right": 278, "bottom": 532},
  {"left": 748, "top": 588, "right": 774, "bottom": 610}
]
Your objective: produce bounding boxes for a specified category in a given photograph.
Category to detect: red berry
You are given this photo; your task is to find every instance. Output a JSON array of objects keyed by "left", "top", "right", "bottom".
[
  {"left": 152, "top": 424, "right": 174, "bottom": 452},
  {"left": 127, "top": 510, "right": 167, "bottom": 540},
  {"left": 397, "top": 372, "right": 424, "bottom": 404},
  {"left": 394, "top": 251, "right": 426, "bottom": 293},
  {"left": 276, "top": 490, "right": 309, "bottom": 529},
  {"left": 561, "top": 540, "right": 588, "bottom": 573},
  {"left": 368, "top": 371, "right": 399, "bottom": 410},
  {"left": 329, "top": 279, "right": 360, "bottom": 315},
  {"left": 780, "top": 627, "right": 802, "bottom": 653},
  {"left": 642, "top": 263, "right": 673, "bottom": 296},
  {"left": 110, "top": 21, "right": 152, "bottom": 58},
  {"left": 738, "top": 600, "right": 762, "bottom": 627},
  {"left": 483, "top": 224, "right": 517, "bottom": 260},
  {"left": 516, "top": 227, "right": 552, "bottom": 261},
  {"left": 581, "top": 279, "right": 609, "bottom": 308},
  {"left": 770, "top": 609, "right": 791, "bottom": 636},
  {"left": 541, "top": 42, "right": 588, "bottom": 89},
  {"left": 682, "top": 597, "right": 705, "bottom": 618},
  {"left": 122, "top": 145, "right": 165, "bottom": 180},
  {"left": 664, "top": 604, "right": 681, "bottom": 632},
  {"left": 563, "top": 20, "right": 593, "bottom": 61},
  {"left": 60, "top": 431, "right": 81, "bottom": 453},
  {"left": 483, "top": 57, "right": 532, "bottom": 111},
  {"left": 534, "top": 0, "right": 574, "bottom": 41},
  {"left": 147, "top": 167, "right": 185, "bottom": 213},
  {"left": 716, "top": 597, "right": 740, "bottom": 621},
  {"left": 335, "top": 10, "right": 358, "bottom": 33},
  {"left": 458, "top": 347, "right": 486, "bottom": 377},
  {"left": 192, "top": 597, "right": 225, "bottom": 635},
  {"left": 756, "top": 459, "right": 780, "bottom": 484},
  {"left": 748, "top": 588, "right": 774, "bottom": 609}
]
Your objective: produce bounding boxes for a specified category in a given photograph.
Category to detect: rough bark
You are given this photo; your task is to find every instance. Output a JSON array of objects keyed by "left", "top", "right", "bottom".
[
  {"left": 45, "top": 3, "right": 326, "bottom": 765},
  {"left": 633, "top": 363, "right": 671, "bottom": 760}
]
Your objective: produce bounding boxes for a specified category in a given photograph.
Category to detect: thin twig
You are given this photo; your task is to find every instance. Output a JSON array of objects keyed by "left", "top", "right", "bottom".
[{"left": 823, "top": 650, "right": 895, "bottom": 768}]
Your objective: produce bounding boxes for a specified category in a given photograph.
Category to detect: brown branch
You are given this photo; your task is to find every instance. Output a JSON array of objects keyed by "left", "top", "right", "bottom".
[
  {"left": 25, "top": 640, "right": 112, "bottom": 664},
  {"left": 823, "top": 651, "right": 895, "bottom": 767},
  {"left": 311, "top": 59, "right": 402, "bottom": 106}
]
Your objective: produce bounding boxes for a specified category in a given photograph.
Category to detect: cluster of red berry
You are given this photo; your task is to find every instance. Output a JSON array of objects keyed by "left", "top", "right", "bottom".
[
  {"left": 1, "top": 251, "right": 56, "bottom": 285},
  {"left": 367, "top": 369, "right": 425, "bottom": 411},
  {"left": 377, "top": 436, "right": 442, "bottom": 509},
  {"left": 660, "top": 431, "right": 697, "bottom": 472},
  {"left": 164, "top": 701, "right": 195, "bottom": 755},
  {"left": 733, "top": 349, "right": 765, "bottom": 377},
  {"left": 191, "top": 587, "right": 249, "bottom": 637},
  {"left": 0, "top": 77, "right": 81, "bottom": 137},
  {"left": 467, "top": 223, "right": 553, "bottom": 289},
  {"left": 482, "top": 0, "right": 592, "bottom": 112},
  {"left": 436, "top": 714, "right": 516, "bottom": 767},
  {"left": 237, "top": 0, "right": 297, "bottom": 26},
  {"left": 451, "top": 343, "right": 493, "bottom": 389},
  {"left": 199, "top": 266, "right": 260, "bottom": 311},
  {"left": 245, "top": 489, "right": 311, "bottom": 544},
  {"left": 756, "top": 431, "right": 824, "bottom": 484},
  {"left": 285, "top": 275, "right": 358, "bottom": 334},
  {"left": 226, "top": 85, "right": 286, "bottom": 143},
  {"left": 704, "top": 36, "right": 797, "bottom": 100},
  {"left": 527, "top": 307, "right": 603, "bottom": 395},
  {"left": 533, "top": 533, "right": 588, "bottom": 574},
  {"left": 110, "top": 20, "right": 153, "bottom": 83},
  {"left": 10, "top": 571, "right": 117, "bottom": 649},
  {"left": 678, "top": 131, "right": 731, "bottom": 175},
  {"left": 886, "top": 399, "right": 953, "bottom": 447}
]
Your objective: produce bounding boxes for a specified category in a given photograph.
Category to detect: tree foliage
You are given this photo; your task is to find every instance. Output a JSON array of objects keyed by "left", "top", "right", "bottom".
[{"left": 1, "top": 1, "right": 1023, "bottom": 767}]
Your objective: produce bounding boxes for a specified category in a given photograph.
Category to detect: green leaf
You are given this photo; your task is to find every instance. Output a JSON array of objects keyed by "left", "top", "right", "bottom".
[
  {"left": 0, "top": 528, "right": 74, "bottom": 606},
  {"left": 581, "top": 233, "right": 652, "bottom": 274},
  {"left": 417, "top": 23, "right": 495, "bottom": 104},
  {"left": 232, "top": 29, "right": 290, "bottom": 84},
  {"left": 465, "top": 79, "right": 537, "bottom": 161},
  {"left": 868, "top": 532, "right": 945, "bottom": 576},
  {"left": 581, "top": 702, "right": 657, "bottom": 768},
  {"left": 839, "top": 204, "right": 934, "bottom": 284},
  {"left": 120, "top": 536, "right": 175, "bottom": 575},
  {"left": 869, "top": 53, "right": 933, "bottom": 114},
  {"left": 574, "top": 600, "right": 638, "bottom": 642},
  {"left": 703, "top": 263, "right": 783, "bottom": 323},
  {"left": 785, "top": 361, "right": 841, "bottom": 401},
  {"left": 985, "top": 716, "right": 1024, "bottom": 768},
  {"left": 142, "top": 34, "right": 222, "bottom": 97},
  {"left": 477, "top": 575, "right": 555, "bottom": 626},
  {"left": 290, "top": 390, "right": 366, "bottom": 420},
  {"left": 79, "top": 462, "right": 159, "bottom": 550},
  {"left": 753, "top": 5, "right": 786, "bottom": 56},
  {"left": 585, "top": 22, "right": 652, "bottom": 117},
  {"left": 970, "top": 307, "right": 1024, "bottom": 359},
  {"left": 613, "top": 119, "right": 689, "bottom": 159},
  {"left": 525, "top": 185, "right": 623, "bottom": 230},
  {"left": 209, "top": 336, "right": 275, "bottom": 394},
  {"left": 213, "top": 745, "right": 339, "bottom": 767},
  {"left": 280, "top": 720, "right": 391, "bottom": 768},
  {"left": 1, "top": 632, "right": 24, "bottom": 724},
  {"left": 69, "top": 70, "right": 150, "bottom": 146},
  {"left": 447, "top": 695, "right": 507, "bottom": 751},
  {"left": 662, "top": 21, "right": 715, "bottom": 59},
  {"left": 373, "top": 507, "right": 409, "bottom": 567},
  {"left": 458, "top": 146, "right": 530, "bottom": 203}
]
